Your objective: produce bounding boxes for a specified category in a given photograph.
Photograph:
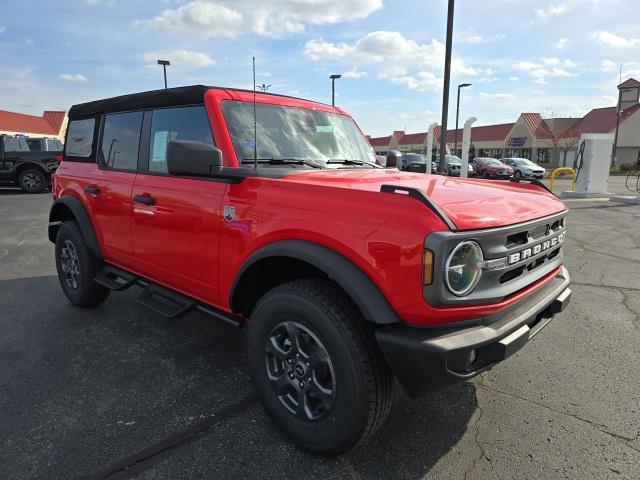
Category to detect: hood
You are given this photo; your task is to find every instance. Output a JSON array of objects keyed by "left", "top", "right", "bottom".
[{"left": 283, "top": 169, "right": 565, "bottom": 231}]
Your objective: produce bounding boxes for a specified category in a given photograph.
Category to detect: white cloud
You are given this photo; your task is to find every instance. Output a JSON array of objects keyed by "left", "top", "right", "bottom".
[
  {"left": 59, "top": 73, "right": 88, "bottom": 83},
  {"left": 555, "top": 37, "right": 568, "bottom": 49},
  {"left": 535, "top": 4, "right": 570, "bottom": 19},
  {"left": 134, "top": 2, "right": 244, "bottom": 38},
  {"left": 542, "top": 57, "right": 560, "bottom": 66},
  {"left": 513, "top": 61, "right": 550, "bottom": 79},
  {"left": 480, "top": 92, "right": 515, "bottom": 99},
  {"left": 552, "top": 68, "right": 576, "bottom": 77},
  {"left": 592, "top": 30, "right": 640, "bottom": 48},
  {"left": 601, "top": 59, "right": 617, "bottom": 71},
  {"left": 457, "top": 30, "right": 484, "bottom": 44},
  {"left": 135, "top": 0, "right": 381, "bottom": 38},
  {"left": 343, "top": 68, "right": 367, "bottom": 79},
  {"left": 390, "top": 71, "right": 441, "bottom": 92},
  {"left": 508, "top": 76, "right": 519, "bottom": 81},
  {"left": 304, "top": 39, "right": 352, "bottom": 61},
  {"left": 144, "top": 50, "right": 215, "bottom": 67},
  {"left": 304, "top": 30, "right": 481, "bottom": 92},
  {"left": 0, "top": 26, "right": 5, "bottom": 34}
]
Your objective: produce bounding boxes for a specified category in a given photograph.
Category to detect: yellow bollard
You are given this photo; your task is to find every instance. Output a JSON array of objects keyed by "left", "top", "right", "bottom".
[{"left": 549, "top": 167, "right": 576, "bottom": 193}]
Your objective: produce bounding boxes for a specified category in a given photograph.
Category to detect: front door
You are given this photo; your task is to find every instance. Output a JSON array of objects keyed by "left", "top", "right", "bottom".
[
  {"left": 84, "top": 111, "right": 144, "bottom": 269},
  {"left": 131, "top": 106, "right": 226, "bottom": 306}
]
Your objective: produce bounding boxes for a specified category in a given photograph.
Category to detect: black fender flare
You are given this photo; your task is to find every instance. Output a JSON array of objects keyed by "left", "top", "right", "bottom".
[
  {"left": 48, "top": 196, "right": 103, "bottom": 259},
  {"left": 230, "top": 240, "right": 401, "bottom": 325}
]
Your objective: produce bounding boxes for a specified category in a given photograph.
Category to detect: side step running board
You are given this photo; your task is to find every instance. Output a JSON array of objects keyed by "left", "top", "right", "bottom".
[
  {"left": 95, "top": 266, "right": 137, "bottom": 291},
  {"left": 93, "top": 266, "right": 244, "bottom": 329},
  {"left": 137, "top": 284, "right": 196, "bottom": 319}
]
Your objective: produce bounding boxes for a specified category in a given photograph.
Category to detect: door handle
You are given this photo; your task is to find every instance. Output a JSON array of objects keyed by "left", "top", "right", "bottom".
[
  {"left": 133, "top": 194, "right": 156, "bottom": 206},
  {"left": 84, "top": 186, "right": 101, "bottom": 195}
]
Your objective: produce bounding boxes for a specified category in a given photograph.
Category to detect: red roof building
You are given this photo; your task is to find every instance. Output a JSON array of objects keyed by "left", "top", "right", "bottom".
[{"left": 0, "top": 109, "right": 67, "bottom": 139}]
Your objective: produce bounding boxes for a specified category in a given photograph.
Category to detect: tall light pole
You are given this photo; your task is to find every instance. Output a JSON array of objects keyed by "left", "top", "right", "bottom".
[
  {"left": 454, "top": 83, "right": 472, "bottom": 156},
  {"left": 438, "top": 0, "right": 455, "bottom": 174},
  {"left": 330, "top": 74, "right": 342, "bottom": 106},
  {"left": 157, "top": 59, "right": 170, "bottom": 89}
]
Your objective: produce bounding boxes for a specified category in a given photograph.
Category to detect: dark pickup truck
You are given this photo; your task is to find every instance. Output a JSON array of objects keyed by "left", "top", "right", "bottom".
[{"left": 0, "top": 134, "right": 61, "bottom": 193}]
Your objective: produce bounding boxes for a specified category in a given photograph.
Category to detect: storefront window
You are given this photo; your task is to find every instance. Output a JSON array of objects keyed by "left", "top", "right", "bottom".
[{"left": 537, "top": 148, "right": 550, "bottom": 164}]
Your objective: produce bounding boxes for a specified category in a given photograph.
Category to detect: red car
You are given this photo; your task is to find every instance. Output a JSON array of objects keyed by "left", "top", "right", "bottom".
[
  {"left": 49, "top": 86, "right": 570, "bottom": 454},
  {"left": 472, "top": 157, "right": 514, "bottom": 179}
]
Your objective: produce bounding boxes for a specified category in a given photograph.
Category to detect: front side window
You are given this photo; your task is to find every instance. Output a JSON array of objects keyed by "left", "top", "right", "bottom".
[
  {"left": 149, "top": 106, "right": 214, "bottom": 173},
  {"left": 66, "top": 119, "right": 95, "bottom": 158},
  {"left": 100, "top": 112, "right": 143, "bottom": 171},
  {"left": 26, "top": 139, "right": 41, "bottom": 151},
  {"left": 221, "top": 101, "right": 377, "bottom": 168}
]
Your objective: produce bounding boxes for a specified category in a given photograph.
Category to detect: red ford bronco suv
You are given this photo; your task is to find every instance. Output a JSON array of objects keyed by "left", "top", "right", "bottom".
[{"left": 49, "top": 86, "right": 571, "bottom": 455}]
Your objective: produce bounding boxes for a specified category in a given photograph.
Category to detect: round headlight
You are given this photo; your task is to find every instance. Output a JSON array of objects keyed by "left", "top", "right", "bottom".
[{"left": 445, "top": 241, "right": 483, "bottom": 296}]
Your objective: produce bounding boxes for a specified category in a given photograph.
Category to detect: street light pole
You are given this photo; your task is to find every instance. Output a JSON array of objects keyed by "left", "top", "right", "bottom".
[
  {"left": 454, "top": 83, "right": 471, "bottom": 157},
  {"left": 157, "top": 59, "right": 170, "bottom": 89},
  {"left": 438, "top": 0, "right": 455, "bottom": 174},
  {"left": 330, "top": 74, "right": 342, "bottom": 106}
]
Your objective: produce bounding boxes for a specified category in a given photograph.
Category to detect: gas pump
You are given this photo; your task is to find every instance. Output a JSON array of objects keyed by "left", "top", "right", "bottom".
[{"left": 561, "top": 133, "right": 613, "bottom": 198}]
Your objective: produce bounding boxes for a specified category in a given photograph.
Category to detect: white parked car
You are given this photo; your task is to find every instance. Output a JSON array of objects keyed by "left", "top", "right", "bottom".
[{"left": 501, "top": 158, "right": 545, "bottom": 179}]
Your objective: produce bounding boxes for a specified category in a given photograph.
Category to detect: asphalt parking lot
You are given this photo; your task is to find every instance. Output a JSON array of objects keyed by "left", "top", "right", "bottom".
[{"left": 1, "top": 184, "right": 639, "bottom": 480}]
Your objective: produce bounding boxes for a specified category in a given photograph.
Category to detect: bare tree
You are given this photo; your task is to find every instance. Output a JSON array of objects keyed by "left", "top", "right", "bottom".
[{"left": 543, "top": 108, "right": 580, "bottom": 167}]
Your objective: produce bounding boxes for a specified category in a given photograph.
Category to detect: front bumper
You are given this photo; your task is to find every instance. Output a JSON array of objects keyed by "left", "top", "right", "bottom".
[{"left": 375, "top": 267, "right": 570, "bottom": 397}]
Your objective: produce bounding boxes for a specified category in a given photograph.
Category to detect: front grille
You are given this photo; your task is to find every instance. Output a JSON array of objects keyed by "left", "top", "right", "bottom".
[{"left": 424, "top": 210, "right": 567, "bottom": 307}]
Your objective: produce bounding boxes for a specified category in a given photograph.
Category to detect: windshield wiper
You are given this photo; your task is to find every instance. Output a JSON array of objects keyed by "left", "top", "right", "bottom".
[
  {"left": 241, "top": 158, "right": 322, "bottom": 169},
  {"left": 325, "top": 159, "right": 380, "bottom": 168}
]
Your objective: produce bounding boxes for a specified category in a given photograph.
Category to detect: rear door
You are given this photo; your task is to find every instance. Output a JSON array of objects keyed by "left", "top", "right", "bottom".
[
  {"left": 131, "top": 106, "right": 226, "bottom": 305},
  {"left": 84, "top": 111, "right": 143, "bottom": 269}
]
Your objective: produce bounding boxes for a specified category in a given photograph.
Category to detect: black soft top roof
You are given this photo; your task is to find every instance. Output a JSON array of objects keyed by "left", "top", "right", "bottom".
[
  {"left": 68, "top": 85, "right": 210, "bottom": 118},
  {"left": 68, "top": 85, "right": 332, "bottom": 118}
]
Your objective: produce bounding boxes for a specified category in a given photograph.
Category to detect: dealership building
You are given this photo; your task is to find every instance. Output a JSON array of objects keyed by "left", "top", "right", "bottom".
[
  {"left": 368, "top": 78, "right": 640, "bottom": 168},
  {"left": 0, "top": 109, "right": 68, "bottom": 141}
]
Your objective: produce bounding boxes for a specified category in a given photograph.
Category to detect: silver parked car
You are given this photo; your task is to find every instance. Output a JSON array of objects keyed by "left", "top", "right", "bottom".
[
  {"left": 445, "top": 155, "right": 475, "bottom": 177},
  {"left": 501, "top": 158, "right": 545, "bottom": 179}
]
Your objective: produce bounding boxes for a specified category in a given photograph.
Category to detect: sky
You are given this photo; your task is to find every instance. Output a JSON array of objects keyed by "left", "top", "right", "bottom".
[{"left": 0, "top": 0, "right": 639, "bottom": 136}]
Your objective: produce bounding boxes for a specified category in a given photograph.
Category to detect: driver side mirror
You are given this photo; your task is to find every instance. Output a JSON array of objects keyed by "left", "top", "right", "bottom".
[
  {"left": 386, "top": 150, "right": 401, "bottom": 168},
  {"left": 167, "top": 140, "right": 223, "bottom": 177}
]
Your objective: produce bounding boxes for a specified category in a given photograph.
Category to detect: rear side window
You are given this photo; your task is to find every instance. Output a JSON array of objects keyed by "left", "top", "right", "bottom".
[
  {"left": 100, "top": 112, "right": 143, "bottom": 171},
  {"left": 148, "top": 106, "right": 214, "bottom": 174},
  {"left": 66, "top": 119, "right": 95, "bottom": 157},
  {"left": 26, "top": 139, "right": 42, "bottom": 151}
]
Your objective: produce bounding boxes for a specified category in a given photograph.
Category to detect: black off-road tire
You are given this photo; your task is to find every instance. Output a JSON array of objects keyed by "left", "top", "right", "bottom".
[
  {"left": 18, "top": 168, "right": 47, "bottom": 193},
  {"left": 55, "top": 221, "right": 110, "bottom": 308},
  {"left": 247, "top": 278, "right": 393, "bottom": 455}
]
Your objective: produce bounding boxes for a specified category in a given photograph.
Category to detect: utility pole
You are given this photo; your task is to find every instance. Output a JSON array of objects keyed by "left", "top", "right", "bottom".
[
  {"left": 330, "top": 74, "right": 342, "bottom": 106},
  {"left": 454, "top": 83, "right": 471, "bottom": 157},
  {"left": 157, "top": 59, "right": 170, "bottom": 89},
  {"left": 438, "top": 0, "right": 455, "bottom": 173}
]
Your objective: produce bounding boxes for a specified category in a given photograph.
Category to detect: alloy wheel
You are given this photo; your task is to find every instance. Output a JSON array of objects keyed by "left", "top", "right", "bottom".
[
  {"left": 60, "top": 239, "right": 81, "bottom": 290},
  {"left": 22, "top": 172, "right": 42, "bottom": 192},
  {"left": 264, "top": 321, "right": 336, "bottom": 421}
]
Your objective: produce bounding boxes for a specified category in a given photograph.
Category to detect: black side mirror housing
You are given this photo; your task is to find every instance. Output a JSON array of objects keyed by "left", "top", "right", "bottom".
[
  {"left": 167, "top": 140, "right": 223, "bottom": 177},
  {"left": 386, "top": 150, "right": 401, "bottom": 168}
]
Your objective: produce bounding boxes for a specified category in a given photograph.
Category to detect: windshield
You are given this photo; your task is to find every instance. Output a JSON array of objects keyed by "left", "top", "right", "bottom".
[
  {"left": 402, "top": 153, "right": 426, "bottom": 163},
  {"left": 514, "top": 158, "right": 536, "bottom": 166},
  {"left": 446, "top": 155, "right": 461, "bottom": 165},
  {"left": 481, "top": 158, "right": 502, "bottom": 166},
  {"left": 221, "top": 101, "right": 377, "bottom": 167}
]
